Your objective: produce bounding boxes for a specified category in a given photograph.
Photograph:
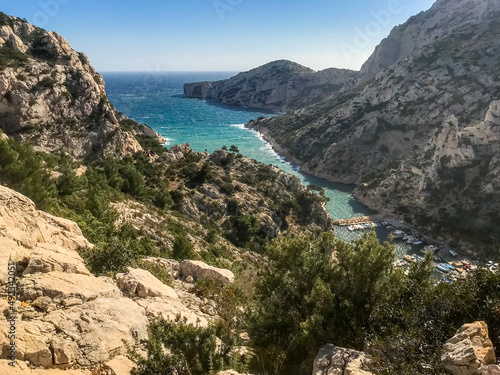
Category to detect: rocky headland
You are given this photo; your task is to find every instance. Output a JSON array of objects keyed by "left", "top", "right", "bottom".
[{"left": 184, "top": 60, "right": 358, "bottom": 112}]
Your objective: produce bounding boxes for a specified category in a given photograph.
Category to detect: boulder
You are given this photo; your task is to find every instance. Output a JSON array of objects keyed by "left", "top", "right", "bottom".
[
  {"left": 50, "top": 337, "right": 79, "bottom": 365},
  {"left": 312, "top": 344, "right": 373, "bottom": 375},
  {"left": 179, "top": 260, "right": 235, "bottom": 286},
  {"left": 116, "top": 267, "right": 178, "bottom": 300},
  {"left": 105, "top": 355, "right": 136, "bottom": 375},
  {"left": 442, "top": 321, "right": 496, "bottom": 375}
]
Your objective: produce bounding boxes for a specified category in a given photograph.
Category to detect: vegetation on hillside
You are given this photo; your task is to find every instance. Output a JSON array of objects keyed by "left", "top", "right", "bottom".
[{"left": 1, "top": 131, "right": 499, "bottom": 374}]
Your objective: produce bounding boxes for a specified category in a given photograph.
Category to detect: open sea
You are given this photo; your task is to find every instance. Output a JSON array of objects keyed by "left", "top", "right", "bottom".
[{"left": 102, "top": 72, "right": 415, "bottom": 254}]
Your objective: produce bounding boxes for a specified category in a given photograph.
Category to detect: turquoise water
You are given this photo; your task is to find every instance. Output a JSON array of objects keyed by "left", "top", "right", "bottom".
[{"left": 102, "top": 72, "right": 373, "bottom": 221}]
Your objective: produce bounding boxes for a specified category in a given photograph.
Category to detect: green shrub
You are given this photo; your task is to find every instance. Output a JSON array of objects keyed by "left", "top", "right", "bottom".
[
  {"left": 132, "top": 317, "right": 226, "bottom": 375},
  {"left": 81, "top": 223, "right": 160, "bottom": 275},
  {"left": 249, "top": 231, "right": 396, "bottom": 374},
  {"left": 172, "top": 236, "right": 196, "bottom": 261}
]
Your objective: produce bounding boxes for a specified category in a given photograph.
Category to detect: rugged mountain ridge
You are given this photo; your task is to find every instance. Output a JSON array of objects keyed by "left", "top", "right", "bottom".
[
  {"left": 247, "top": 0, "right": 500, "bottom": 254},
  {"left": 184, "top": 60, "right": 358, "bottom": 112},
  {"left": 0, "top": 12, "right": 163, "bottom": 160}
]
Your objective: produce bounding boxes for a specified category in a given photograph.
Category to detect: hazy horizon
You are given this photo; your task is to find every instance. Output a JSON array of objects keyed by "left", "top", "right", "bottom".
[{"left": 3, "top": 0, "right": 435, "bottom": 72}]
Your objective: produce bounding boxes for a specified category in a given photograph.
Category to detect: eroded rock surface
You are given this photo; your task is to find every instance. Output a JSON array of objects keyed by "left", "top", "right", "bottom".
[{"left": 442, "top": 321, "right": 496, "bottom": 375}]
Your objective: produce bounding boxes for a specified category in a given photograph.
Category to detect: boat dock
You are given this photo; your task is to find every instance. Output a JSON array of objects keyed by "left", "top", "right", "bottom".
[{"left": 333, "top": 215, "right": 385, "bottom": 226}]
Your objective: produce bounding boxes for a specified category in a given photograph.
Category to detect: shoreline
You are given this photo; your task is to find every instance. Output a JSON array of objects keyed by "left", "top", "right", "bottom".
[{"left": 244, "top": 122, "right": 473, "bottom": 263}]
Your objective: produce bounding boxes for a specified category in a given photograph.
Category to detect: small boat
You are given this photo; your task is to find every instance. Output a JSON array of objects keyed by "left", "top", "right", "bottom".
[
  {"left": 406, "top": 236, "right": 415, "bottom": 244},
  {"left": 348, "top": 225, "right": 354, "bottom": 231},
  {"left": 412, "top": 254, "right": 424, "bottom": 262},
  {"left": 393, "top": 230, "right": 404, "bottom": 238},
  {"left": 449, "top": 250, "right": 458, "bottom": 257},
  {"left": 436, "top": 264, "right": 451, "bottom": 273},
  {"left": 412, "top": 240, "right": 423, "bottom": 246}
]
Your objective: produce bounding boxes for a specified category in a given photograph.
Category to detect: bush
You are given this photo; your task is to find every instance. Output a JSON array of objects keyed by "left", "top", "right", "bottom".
[
  {"left": 172, "top": 236, "right": 196, "bottom": 261},
  {"left": 132, "top": 317, "right": 226, "bottom": 375},
  {"left": 249, "top": 231, "right": 396, "bottom": 374},
  {"left": 81, "top": 223, "right": 160, "bottom": 275}
]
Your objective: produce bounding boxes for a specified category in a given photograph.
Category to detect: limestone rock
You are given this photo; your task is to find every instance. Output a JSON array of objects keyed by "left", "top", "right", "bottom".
[
  {"left": 0, "top": 185, "right": 92, "bottom": 285},
  {"left": 105, "top": 355, "right": 136, "bottom": 375},
  {"left": 116, "top": 267, "right": 178, "bottom": 299},
  {"left": 312, "top": 344, "right": 373, "bottom": 375},
  {"left": 180, "top": 260, "right": 235, "bottom": 286},
  {"left": 18, "top": 271, "right": 120, "bottom": 302},
  {"left": 0, "top": 14, "right": 164, "bottom": 160},
  {"left": 442, "top": 321, "right": 496, "bottom": 375},
  {"left": 50, "top": 337, "right": 79, "bottom": 365}
]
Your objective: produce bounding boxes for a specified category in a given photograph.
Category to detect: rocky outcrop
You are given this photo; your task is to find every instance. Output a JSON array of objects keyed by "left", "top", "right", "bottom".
[
  {"left": 312, "top": 344, "right": 373, "bottom": 375},
  {"left": 357, "top": 0, "right": 497, "bottom": 82},
  {"left": 0, "top": 185, "right": 210, "bottom": 371},
  {"left": 442, "top": 321, "right": 497, "bottom": 375},
  {"left": 184, "top": 60, "right": 358, "bottom": 112},
  {"left": 116, "top": 267, "right": 178, "bottom": 299},
  {"left": 104, "top": 355, "right": 136, "bottom": 375},
  {"left": 180, "top": 260, "right": 235, "bottom": 286},
  {"left": 0, "top": 13, "right": 164, "bottom": 160},
  {"left": 248, "top": 0, "right": 500, "bottom": 252}
]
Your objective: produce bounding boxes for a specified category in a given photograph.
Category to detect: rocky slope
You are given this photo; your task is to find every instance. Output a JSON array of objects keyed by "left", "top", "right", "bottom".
[
  {"left": 184, "top": 60, "right": 358, "bottom": 112},
  {"left": 0, "top": 185, "right": 219, "bottom": 372},
  {"left": 248, "top": 0, "right": 500, "bottom": 254},
  {"left": 0, "top": 12, "right": 163, "bottom": 160}
]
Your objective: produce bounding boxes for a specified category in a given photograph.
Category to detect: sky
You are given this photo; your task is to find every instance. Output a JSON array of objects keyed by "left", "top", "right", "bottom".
[{"left": 1, "top": 0, "right": 436, "bottom": 72}]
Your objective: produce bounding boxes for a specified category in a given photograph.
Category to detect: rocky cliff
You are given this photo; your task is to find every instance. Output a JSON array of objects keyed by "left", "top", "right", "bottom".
[
  {"left": 0, "top": 13, "right": 164, "bottom": 160},
  {"left": 248, "top": 0, "right": 500, "bottom": 254},
  {"left": 184, "top": 60, "right": 358, "bottom": 112}
]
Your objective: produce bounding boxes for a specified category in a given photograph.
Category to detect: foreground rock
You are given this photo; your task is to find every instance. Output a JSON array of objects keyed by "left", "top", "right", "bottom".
[
  {"left": 180, "top": 260, "right": 235, "bottom": 286},
  {"left": 116, "top": 267, "right": 178, "bottom": 299},
  {"left": 184, "top": 60, "right": 357, "bottom": 112},
  {"left": 313, "top": 344, "right": 373, "bottom": 375},
  {"left": 442, "top": 321, "right": 496, "bottom": 374},
  {"left": 0, "top": 186, "right": 209, "bottom": 371}
]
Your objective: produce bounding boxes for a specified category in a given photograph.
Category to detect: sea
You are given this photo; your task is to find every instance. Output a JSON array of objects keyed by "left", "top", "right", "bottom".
[{"left": 102, "top": 72, "right": 415, "bottom": 255}]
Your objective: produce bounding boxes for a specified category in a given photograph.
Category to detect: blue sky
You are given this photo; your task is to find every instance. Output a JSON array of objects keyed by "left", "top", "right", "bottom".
[{"left": 2, "top": 0, "right": 435, "bottom": 72}]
